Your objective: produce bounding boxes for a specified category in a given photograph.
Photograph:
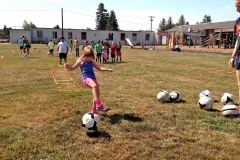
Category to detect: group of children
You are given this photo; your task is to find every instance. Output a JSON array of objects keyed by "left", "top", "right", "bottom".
[{"left": 95, "top": 39, "right": 122, "bottom": 63}]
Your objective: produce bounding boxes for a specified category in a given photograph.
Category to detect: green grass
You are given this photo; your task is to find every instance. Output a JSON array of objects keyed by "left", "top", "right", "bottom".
[{"left": 1, "top": 44, "right": 240, "bottom": 159}]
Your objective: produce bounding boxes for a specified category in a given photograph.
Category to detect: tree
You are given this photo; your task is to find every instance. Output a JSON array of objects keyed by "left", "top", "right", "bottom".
[
  {"left": 22, "top": 20, "right": 36, "bottom": 29},
  {"left": 166, "top": 16, "right": 175, "bottom": 30},
  {"left": 158, "top": 18, "right": 166, "bottom": 31},
  {"left": 202, "top": 15, "right": 212, "bottom": 23},
  {"left": 3, "top": 25, "right": 7, "bottom": 35},
  {"left": 53, "top": 25, "right": 60, "bottom": 29},
  {"left": 95, "top": 3, "right": 109, "bottom": 30},
  {"left": 106, "top": 10, "right": 119, "bottom": 31},
  {"left": 185, "top": 21, "right": 189, "bottom": 25},
  {"left": 177, "top": 15, "right": 186, "bottom": 26}
]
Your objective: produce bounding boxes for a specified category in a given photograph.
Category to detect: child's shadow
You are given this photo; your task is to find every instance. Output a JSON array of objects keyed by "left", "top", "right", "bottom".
[
  {"left": 86, "top": 131, "right": 111, "bottom": 140},
  {"left": 103, "top": 113, "right": 143, "bottom": 124}
]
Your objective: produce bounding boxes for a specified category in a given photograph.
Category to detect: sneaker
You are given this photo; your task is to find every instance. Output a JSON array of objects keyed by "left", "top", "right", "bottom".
[
  {"left": 96, "top": 104, "right": 110, "bottom": 112},
  {"left": 59, "top": 62, "right": 62, "bottom": 65},
  {"left": 91, "top": 106, "right": 98, "bottom": 114}
]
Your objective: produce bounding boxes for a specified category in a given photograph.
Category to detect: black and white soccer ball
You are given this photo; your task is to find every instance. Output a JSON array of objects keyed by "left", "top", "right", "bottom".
[
  {"left": 82, "top": 112, "right": 100, "bottom": 133},
  {"left": 221, "top": 93, "right": 234, "bottom": 104},
  {"left": 157, "top": 90, "right": 170, "bottom": 102},
  {"left": 199, "top": 90, "right": 212, "bottom": 99},
  {"left": 222, "top": 102, "right": 238, "bottom": 117},
  {"left": 169, "top": 91, "right": 182, "bottom": 102},
  {"left": 198, "top": 96, "right": 213, "bottom": 111}
]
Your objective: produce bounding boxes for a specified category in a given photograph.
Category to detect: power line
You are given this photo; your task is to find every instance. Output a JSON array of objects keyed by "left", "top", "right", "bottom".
[{"left": 0, "top": 9, "right": 59, "bottom": 11}]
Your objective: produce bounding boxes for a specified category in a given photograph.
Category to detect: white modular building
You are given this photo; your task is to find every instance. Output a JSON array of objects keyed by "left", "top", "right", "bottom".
[{"left": 9, "top": 28, "right": 156, "bottom": 46}]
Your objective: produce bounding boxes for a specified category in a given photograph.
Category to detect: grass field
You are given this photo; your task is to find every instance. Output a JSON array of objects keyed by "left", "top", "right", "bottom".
[{"left": 1, "top": 44, "right": 240, "bottom": 160}]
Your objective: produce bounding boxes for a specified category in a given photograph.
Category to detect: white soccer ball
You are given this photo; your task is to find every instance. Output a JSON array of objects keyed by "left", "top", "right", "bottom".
[
  {"left": 82, "top": 112, "right": 100, "bottom": 133},
  {"left": 222, "top": 102, "right": 238, "bottom": 117},
  {"left": 38, "top": 50, "right": 40, "bottom": 52},
  {"left": 198, "top": 96, "right": 213, "bottom": 111},
  {"left": 157, "top": 90, "right": 170, "bottom": 102},
  {"left": 169, "top": 91, "right": 181, "bottom": 102},
  {"left": 199, "top": 90, "right": 212, "bottom": 99},
  {"left": 155, "top": 51, "right": 158, "bottom": 53},
  {"left": 221, "top": 93, "right": 234, "bottom": 104}
]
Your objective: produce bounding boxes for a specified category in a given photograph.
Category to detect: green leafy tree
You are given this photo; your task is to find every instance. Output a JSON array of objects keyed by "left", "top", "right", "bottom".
[
  {"left": 185, "top": 21, "right": 189, "bottom": 25},
  {"left": 166, "top": 16, "right": 175, "bottom": 30},
  {"left": 22, "top": 20, "right": 36, "bottom": 29},
  {"left": 106, "top": 10, "right": 119, "bottom": 31},
  {"left": 53, "top": 25, "right": 60, "bottom": 29},
  {"left": 202, "top": 15, "right": 212, "bottom": 23},
  {"left": 158, "top": 18, "right": 166, "bottom": 31},
  {"left": 95, "top": 3, "right": 109, "bottom": 30}
]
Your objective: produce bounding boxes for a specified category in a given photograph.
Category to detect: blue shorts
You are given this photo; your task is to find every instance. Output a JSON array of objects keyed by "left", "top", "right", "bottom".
[
  {"left": 49, "top": 49, "right": 54, "bottom": 53},
  {"left": 236, "top": 54, "right": 240, "bottom": 70}
]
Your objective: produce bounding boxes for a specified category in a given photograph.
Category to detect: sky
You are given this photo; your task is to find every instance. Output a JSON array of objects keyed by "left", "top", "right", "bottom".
[{"left": 0, "top": 0, "right": 239, "bottom": 31}]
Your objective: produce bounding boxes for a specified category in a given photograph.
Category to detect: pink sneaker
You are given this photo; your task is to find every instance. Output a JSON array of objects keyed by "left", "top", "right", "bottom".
[
  {"left": 90, "top": 106, "right": 98, "bottom": 114},
  {"left": 96, "top": 103, "right": 110, "bottom": 112}
]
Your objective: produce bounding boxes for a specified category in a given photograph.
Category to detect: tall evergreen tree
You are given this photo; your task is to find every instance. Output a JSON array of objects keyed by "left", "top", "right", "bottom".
[
  {"left": 202, "top": 15, "right": 212, "bottom": 23},
  {"left": 166, "top": 16, "right": 174, "bottom": 30},
  {"left": 95, "top": 3, "right": 109, "bottom": 30},
  {"left": 177, "top": 15, "right": 186, "bottom": 26},
  {"left": 106, "top": 10, "right": 119, "bottom": 31},
  {"left": 158, "top": 18, "right": 166, "bottom": 31},
  {"left": 3, "top": 25, "right": 7, "bottom": 35}
]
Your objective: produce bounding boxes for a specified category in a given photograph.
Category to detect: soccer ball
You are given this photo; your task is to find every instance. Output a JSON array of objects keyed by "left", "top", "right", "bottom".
[
  {"left": 198, "top": 96, "right": 213, "bottom": 111},
  {"left": 157, "top": 90, "right": 170, "bottom": 102},
  {"left": 82, "top": 112, "right": 100, "bottom": 133},
  {"left": 222, "top": 102, "right": 238, "bottom": 117},
  {"left": 199, "top": 90, "right": 212, "bottom": 99},
  {"left": 221, "top": 93, "right": 234, "bottom": 104},
  {"left": 169, "top": 91, "right": 181, "bottom": 102},
  {"left": 155, "top": 51, "right": 158, "bottom": 53},
  {"left": 38, "top": 50, "right": 40, "bottom": 52}
]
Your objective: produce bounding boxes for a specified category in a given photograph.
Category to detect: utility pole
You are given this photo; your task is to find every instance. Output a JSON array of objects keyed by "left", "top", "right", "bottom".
[
  {"left": 61, "top": 8, "right": 64, "bottom": 37},
  {"left": 148, "top": 16, "right": 155, "bottom": 31}
]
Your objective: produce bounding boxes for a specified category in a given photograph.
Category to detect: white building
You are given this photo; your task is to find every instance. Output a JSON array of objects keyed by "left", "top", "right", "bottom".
[{"left": 9, "top": 28, "right": 156, "bottom": 46}]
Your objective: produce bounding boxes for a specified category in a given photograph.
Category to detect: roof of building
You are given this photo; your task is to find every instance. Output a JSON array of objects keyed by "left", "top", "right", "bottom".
[{"left": 167, "top": 20, "right": 236, "bottom": 32}]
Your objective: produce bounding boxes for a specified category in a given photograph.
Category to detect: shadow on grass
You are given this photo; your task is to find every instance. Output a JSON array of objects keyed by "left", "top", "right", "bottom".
[
  {"left": 86, "top": 131, "right": 111, "bottom": 140},
  {"left": 103, "top": 113, "right": 143, "bottom": 124},
  {"left": 209, "top": 109, "right": 221, "bottom": 112}
]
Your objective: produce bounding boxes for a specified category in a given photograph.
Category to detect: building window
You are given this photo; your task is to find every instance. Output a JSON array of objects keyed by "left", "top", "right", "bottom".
[
  {"left": 37, "top": 30, "right": 43, "bottom": 39},
  {"left": 132, "top": 33, "right": 137, "bottom": 41},
  {"left": 145, "top": 34, "right": 150, "bottom": 40},
  {"left": 68, "top": 32, "right": 72, "bottom": 39},
  {"left": 52, "top": 32, "right": 57, "bottom": 39},
  {"left": 81, "top": 32, "right": 86, "bottom": 40},
  {"left": 121, "top": 33, "right": 125, "bottom": 40},
  {"left": 108, "top": 33, "right": 113, "bottom": 40}
]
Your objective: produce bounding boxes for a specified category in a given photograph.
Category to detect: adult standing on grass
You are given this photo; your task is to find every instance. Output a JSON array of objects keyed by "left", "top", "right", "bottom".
[
  {"left": 23, "top": 36, "right": 31, "bottom": 58},
  {"left": 18, "top": 36, "right": 24, "bottom": 54},
  {"left": 57, "top": 36, "right": 68, "bottom": 65},
  {"left": 229, "top": 0, "right": 240, "bottom": 101},
  {"left": 64, "top": 45, "right": 112, "bottom": 113}
]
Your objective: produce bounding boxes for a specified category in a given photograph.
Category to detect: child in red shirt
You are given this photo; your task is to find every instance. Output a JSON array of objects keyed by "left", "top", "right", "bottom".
[{"left": 110, "top": 42, "right": 117, "bottom": 63}]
